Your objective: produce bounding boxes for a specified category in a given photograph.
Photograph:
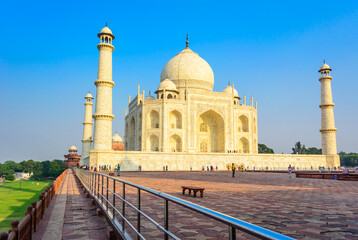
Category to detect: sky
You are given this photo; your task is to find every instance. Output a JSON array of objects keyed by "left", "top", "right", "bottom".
[{"left": 0, "top": 0, "right": 357, "bottom": 162}]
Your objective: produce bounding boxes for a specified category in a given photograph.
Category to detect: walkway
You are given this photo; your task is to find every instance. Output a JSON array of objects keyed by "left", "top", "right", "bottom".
[{"left": 34, "top": 170, "right": 109, "bottom": 240}]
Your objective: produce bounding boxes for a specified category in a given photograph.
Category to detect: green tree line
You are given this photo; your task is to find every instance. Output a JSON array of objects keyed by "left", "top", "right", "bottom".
[
  {"left": 339, "top": 152, "right": 358, "bottom": 167},
  {"left": 291, "top": 141, "right": 322, "bottom": 154},
  {"left": 0, "top": 159, "right": 66, "bottom": 180}
]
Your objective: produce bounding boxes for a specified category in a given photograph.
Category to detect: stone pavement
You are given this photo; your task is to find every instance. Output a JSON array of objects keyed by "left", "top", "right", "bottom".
[
  {"left": 34, "top": 170, "right": 109, "bottom": 240},
  {"left": 108, "top": 171, "right": 358, "bottom": 240}
]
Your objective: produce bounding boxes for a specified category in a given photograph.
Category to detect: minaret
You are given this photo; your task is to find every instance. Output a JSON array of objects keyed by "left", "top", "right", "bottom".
[
  {"left": 318, "top": 61, "right": 337, "bottom": 155},
  {"left": 93, "top": 24, "right": 115, "bottom": 150},
  {"left": 80, "top": 92, "right": 93, "bottom": 166}
]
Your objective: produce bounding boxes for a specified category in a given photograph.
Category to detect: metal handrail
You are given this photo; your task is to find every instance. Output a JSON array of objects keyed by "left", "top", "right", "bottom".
[{"left": 75, "top": 168, "right": 294, "bottom": 240}]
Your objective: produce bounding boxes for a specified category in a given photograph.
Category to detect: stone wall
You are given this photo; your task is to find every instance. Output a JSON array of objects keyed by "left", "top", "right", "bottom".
[{"left": 89, "top": 150, "right": 340, "bottom": 171}]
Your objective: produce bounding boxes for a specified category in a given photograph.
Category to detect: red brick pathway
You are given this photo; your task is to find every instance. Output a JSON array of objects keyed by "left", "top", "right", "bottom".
[
  {"left": 62, "top": 170, "right": 109, "bottom": 240},
  {"left": 34, "top": 170, "right": 109, "bottom": 240},
  {"left": 106, "top": 171, "right": 358, "bottom": 240}
]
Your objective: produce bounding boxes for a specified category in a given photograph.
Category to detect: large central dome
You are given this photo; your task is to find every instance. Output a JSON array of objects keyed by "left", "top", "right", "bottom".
[{"left": 160, "top": 47, "right": 214, "bottom": 91}]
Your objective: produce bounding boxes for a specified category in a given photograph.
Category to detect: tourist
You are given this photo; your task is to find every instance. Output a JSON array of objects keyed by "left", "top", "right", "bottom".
[
  {"left": 117, "top": 165, "right": 121, "bottom": 176},
  {"left": 232, "top": 163, "right": 236, "bottom": 178},
  {"left": 215, "top": 166, "right": 218, "bottom": 171},
  {"left": 190, "top": 165, "right": 192, "bottom": 171},
  {"left": 288, "top": 165, "right": 292, "bottom": 178}
]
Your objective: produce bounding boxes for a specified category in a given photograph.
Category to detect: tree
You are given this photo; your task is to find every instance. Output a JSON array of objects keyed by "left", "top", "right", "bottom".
[
  {"left": 305, "top": 147, "right": 322, "bottom": 155},
  {"left": 5, "top": 174, "right": 15, "bottom": 181},
  {"left": 49, "top": 160, "right": 66, "bottom": 178},
  {"left": 20, "top": 160, "right": 37, "bottom": 173},
  {"left": 4, "top": 161, "right": 21, "bottom": 172},
  {"left": 292, "top": 141, "right": 306, "bottom": 154},
  {"left": 258, "top": 144, "right": 274, "bottom": 154},
  {"left": 339, "top": 152, "right": 358, "bottom": 167}
]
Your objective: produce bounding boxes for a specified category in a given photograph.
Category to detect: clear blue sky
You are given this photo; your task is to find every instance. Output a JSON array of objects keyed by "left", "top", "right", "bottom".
[{"left": 1, "top": 0, "right": 357, "bottom": 162}]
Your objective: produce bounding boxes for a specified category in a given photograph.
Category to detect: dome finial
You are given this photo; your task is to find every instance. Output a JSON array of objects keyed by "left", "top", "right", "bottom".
[
  {"left": 106, "top": 22, "right": 108, "bottom": 27},
  {"left": 186, "top": 33, "right": 189, "bottom": 48},
  {"left": 149, "top": 90, "right": 151, "bottom": 95},
  {"left": 228, "top": 81, "right": 230, "bottom": 86}
]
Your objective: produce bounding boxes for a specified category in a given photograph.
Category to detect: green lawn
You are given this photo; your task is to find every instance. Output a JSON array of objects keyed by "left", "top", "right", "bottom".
[{"left": 0, "top": 180, "right": 53, "bottom": 233}]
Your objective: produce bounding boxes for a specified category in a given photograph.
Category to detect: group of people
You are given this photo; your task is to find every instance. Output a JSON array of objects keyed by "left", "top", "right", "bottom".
[
  {"left": 200, "top": 165, "right": 218, "bottom": 171},
  {"left": 90, "top": 165, "right": 112, "bottom": 171}
]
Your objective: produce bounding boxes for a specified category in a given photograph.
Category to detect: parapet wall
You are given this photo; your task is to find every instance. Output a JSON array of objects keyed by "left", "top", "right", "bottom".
[{"left": 89, "top": 150, "right": 340, "bottom": 171}]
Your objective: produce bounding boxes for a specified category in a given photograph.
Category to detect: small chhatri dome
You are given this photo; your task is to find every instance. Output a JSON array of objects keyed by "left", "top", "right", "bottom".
[
  {"left": 160, "top": 36, "right": 214, "bottom": 92},
  {"left": 319, "top": 60, "right": 332, "bottom": 72},
  {"left": 144, "top": 91, "right": 155, "bottom": 100},
  {"left": 100, "top": 26, "right": 112, "bottom": 34},
  {"left": 222, "top": 85, "right": 239, "bottom": 97},
  {"left": 98, "top": 23, "right": 115, "bottom": 39},
  {"left": 85, "top": 92, "right": 93, "bottom": 99},
  {"left": 69, "top": 145, "right": 77, "bottom": 151},
  {"left": 112, "top": 133, "right": 123, "bottom": 142},
  {"left": 101, "top": 22, "right": 113, "bottom": 34},
  {"left": 157, "top": 78, "right": 177, "bottom": 91}
]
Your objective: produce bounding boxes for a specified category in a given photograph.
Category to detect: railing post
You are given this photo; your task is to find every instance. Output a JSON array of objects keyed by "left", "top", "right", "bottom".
[
  {"left": 31, "top": 202, "right": 37, "bottom": 233},
  {"left": 122, "top": 183, "right": 125, "bottom": 231},
  {"left": 137, "top": 188, "right": 141, "bottom": 240},
  {"left": 9, "top": 220, "right": 19, "bottom": 238},
  {"left": 39, "top": 194, "right": 44, "bottom": 218},
  {"left": 97, "top": 173, "right": 100, "bottom": 199},
  {"left": 229, "top": 226, "right": 236, "bottom": 240},
  {"left": 0, "top": 232, "right": 8, "bottom": 240},
  {"left": 164, "top": 199, "right": 169, "bottom": 240},
  {"left": 91, "top": 171, "right": 94, "bottom": 193},
  {"left": 26, "top": 205, "right": 33, "bottom": 236},
  {"left": 113, "top": 179, "right": 116, "bottom": 219},
  {"left": 106, "top": 176, "right": 109, "bottom": 211},
  {"left": 101, "top": 175, "right": 104, "bottom": 204}
]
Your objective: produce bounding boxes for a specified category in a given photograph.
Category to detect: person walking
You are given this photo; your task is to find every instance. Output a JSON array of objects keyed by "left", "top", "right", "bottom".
[
  {"left": 288, "top": 164, "right": 292, "bottom": 178},
  {"left": 232, "top": 163, "right": 236, "bottom": 178},
  {"left": 117, "top": 165, "right": 121, "bottom": 176}
]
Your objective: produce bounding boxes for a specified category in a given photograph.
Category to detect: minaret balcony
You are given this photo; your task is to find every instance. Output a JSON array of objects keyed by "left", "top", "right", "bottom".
[
  {"left": 97, "top": 43, "right": 114, "bottom": 50},
  {"left": 319, "top": 103, "right": 335, "bottom": 108}
]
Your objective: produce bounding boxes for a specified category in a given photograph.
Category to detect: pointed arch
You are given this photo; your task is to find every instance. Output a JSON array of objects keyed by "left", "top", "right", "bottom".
[
  {"left": 147, "top": 110, "right": 159, "bottom": 129},
  {"left": 239, "top": 137, "right": 249, "bottom": 153},
  {"left": 148, "top": 134, "right": 159, "bottom": 151},
  {"left": 197, "top": 109, "right": 225, "bottom": 153},
  {"left": 238, "top": 115, "right": 249, "bottom": 132},
  {"left": 129, "top": 117, "right": 136, "bottom": 150},
  {"left": 169, "top": 134, "right": 182, "bottom": 152},
  {"left": 169, "top": 110, "right": 182, "bottom": 129}
]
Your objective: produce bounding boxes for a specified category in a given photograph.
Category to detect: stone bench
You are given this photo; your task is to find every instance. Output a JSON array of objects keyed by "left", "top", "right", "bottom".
[{"left": 182, "top": 186, "right": 205, "bottom": 198}]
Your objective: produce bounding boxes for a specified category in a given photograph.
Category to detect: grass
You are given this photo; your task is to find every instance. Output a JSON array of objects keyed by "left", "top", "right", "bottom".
[{"left": 0, "top": 180, "right": 53, "bottom": 233}]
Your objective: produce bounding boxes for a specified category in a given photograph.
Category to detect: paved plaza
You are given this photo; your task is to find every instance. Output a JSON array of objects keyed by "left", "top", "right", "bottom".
[{"left": 114, "top": 171, "right": 358, "bottom": 239}]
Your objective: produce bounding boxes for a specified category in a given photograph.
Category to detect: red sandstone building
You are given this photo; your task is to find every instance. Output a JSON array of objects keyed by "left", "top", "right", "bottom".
[
  {"left": 64, "top": 145, "right": 81, "bottom": 168},
  {"left": 112, "top": 133, "right": 124, "bottom": 151}
]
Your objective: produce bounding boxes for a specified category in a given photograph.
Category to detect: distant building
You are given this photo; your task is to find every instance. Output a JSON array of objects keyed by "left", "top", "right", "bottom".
[
  {"left": 64, "top": 145, "right": 81, "bottom": 168},
  {"left": 14, "top": 172, "right": 32, "bottom": 180},
  {"left": 112, "top": 133, "right": 124, "bottom": 151}
]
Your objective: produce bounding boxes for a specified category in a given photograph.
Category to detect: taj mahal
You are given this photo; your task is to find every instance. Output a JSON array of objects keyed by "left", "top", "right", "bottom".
[{"left": 79, "top": 24, "right": 340, "bottom": 171}]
